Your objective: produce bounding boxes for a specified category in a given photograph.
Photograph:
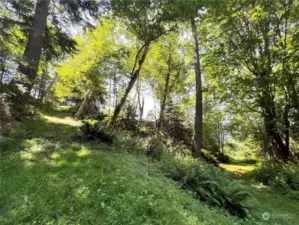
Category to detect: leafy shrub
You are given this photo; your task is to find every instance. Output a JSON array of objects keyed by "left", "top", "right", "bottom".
[
  {"left": 112, "top": 132, "right": 147, "bottom": 154},
  {"left": 145, "top": 136, "right": 165, "bottom": 161},
  {"left": 0, "top": 136, "right": 20, "bottom": 152},
  {"left": 254, "top": 164, "right": 280, "bottom": 185},
  {"left": 215, "top": 152, "right": 230, "bottom": 163},
  {"left": 80, "top": 120, "right": 114, "bottom": 144},
  {"left": 161, "top": 157, "right": 252, "bottom": 218},
  {"left": 286, "top": 171, "right": 299, "bottom": 190},
  {"left": 254, "top": 163, "right": 299, "bottom": 194},
  {"left": 202, "top": 149, "right": 230, "bottom": 165},
  {"left": 201, "top": 149, "right": 220, "bottom": 165},
  {"left": 224, "top": 139, "right": 258, "bottom": 162}
]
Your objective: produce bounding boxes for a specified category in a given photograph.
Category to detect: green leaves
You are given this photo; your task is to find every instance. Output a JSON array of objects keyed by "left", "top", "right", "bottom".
[{"left": 165, "top": 159, "right": 252, "bottom": 218}]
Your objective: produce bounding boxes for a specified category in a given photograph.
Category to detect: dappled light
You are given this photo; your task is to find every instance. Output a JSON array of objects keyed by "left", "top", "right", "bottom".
[
  {"left": 44, "top": 115, "right": 82, "bottom": 127},
  {"left": 220, "top": 164, "right": 256, "bottom": 175},
  {"left": 1, "top": 0, "right": 299, "bottom": 224}
]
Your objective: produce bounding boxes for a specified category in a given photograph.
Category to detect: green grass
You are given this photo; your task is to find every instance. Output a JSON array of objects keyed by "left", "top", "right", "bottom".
[
  {"left": 220, "top": 163, "right": 299, "bottom": 224},
  {"left": 0, "top": 109, "right": 298, "bottom": 225}
]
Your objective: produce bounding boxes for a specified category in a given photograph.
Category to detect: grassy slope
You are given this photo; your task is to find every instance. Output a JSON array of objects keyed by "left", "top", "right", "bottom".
[
  {"left": 0, "top": 109, "right": 298, "bottom": 225},
  {"left": 220, "top": 164, "right": 299, "bottom": 224}
]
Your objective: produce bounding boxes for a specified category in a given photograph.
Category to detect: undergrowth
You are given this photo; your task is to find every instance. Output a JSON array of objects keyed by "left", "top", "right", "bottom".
[{"left": 1, "top": 111, "right": 299, "bottom": 225}]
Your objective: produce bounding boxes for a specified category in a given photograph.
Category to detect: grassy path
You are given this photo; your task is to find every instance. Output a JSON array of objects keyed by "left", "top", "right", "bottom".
[{"left": 220, "top": 163, "right": 299, "bottom": 224}]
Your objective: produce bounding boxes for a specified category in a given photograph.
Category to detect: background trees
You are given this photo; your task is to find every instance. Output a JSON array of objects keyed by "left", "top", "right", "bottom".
[
  {"left": 2, "top": 0, "right": 102, "bottom": 108},
  {"left": 202, "top": 0, "right": 299, "bottom": 161},
  {"left": 1, "top": 0, "right": 298, "bottom": 162},
  {"left": 1, "top": 2, "right": 299, "bottom": 224}
]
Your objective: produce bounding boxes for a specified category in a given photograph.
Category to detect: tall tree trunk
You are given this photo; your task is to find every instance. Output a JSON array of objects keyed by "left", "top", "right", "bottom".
[
  {"left": 12, "top": 0, "right": 50, "bottom": 105},
  {"left": 74, "top": 89, "right": 91, "bottom": 119},
  {"left": 111, "top": 44, "right": 149, "bottom": 124},
  {"left": 261, "top": 91, "right": 290, "bottom": 161},
  {"left": 191, "top": 17, "right": 203, "bottom": 157},
  {"left": 157, "top": 44, "right": 171, "bottom": 135}
]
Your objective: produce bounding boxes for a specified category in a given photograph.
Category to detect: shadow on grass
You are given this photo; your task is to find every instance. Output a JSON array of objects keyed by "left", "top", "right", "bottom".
[
  {"left": 1, "top": 142, "right": 226, "bottom": 225},
  {"left": 39, "top": 104, "right": 74, "bottom": 119},
  {"left": 0, "top": 110, "right": 82, "bottom": 155},
  {"left": 0, "top": 145, "right": 112, "bottom": 224}
]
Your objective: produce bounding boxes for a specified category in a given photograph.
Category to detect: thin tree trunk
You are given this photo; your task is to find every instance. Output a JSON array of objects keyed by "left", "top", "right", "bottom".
[
  {"left": 111, "top": 44, "right": 149, "bottom": 124},
  {"left": 157, "top": 44, "right": 171, "bottom": 135},
  {"left": 0, "top": 59, "right": 5, "bottom": 84},
  {"left": 153, "top": 88, "right": 157, "bottom": 126},
  {"left": 109, "top": 76, "right": 112, "bottom": 114},
  {"left": 136, "top": 79, "right": 144, "bottom": 121},
  {"left": 33, "top": 84, "right": 39, "bottom": 99},
  {"left": 38, "top": 67, "right": 47, "bottom": 101},
  {"left": 283, "top": 101, "right": 290, "bottom": 152},
  {"left": 191, "top": 17, "right": 203, "bottom": 157},
  {"left": 42, "top": 72, "right": 57, "bottom": 101},
  {"left": 12, "top": 0, "right": 50, "bottom": 105},
  {"left": 140, "top": 98, "right": 144, "bottom": 121},
  {"left": 74, "top": 89, "right": 91, "bottom": 119}
]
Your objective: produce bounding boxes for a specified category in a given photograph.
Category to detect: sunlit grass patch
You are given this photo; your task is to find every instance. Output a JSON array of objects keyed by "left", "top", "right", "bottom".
[
  {"left": 43, "top": 115, "right": 82, "bottom": 127},
  {"left": 77, "top": 148, "right": 91, "bottom": 157},
  {"left": 220, "top": 164, "right": 256, "bottom": 174},
  {"left": 0, "top": 148, "right": 240, "bottom": 225},
  {"left": 20, "top": 151, "right": 35, "bottom": 160},
  {"left": 50, "top": 152, "right": 60, "bottom": 159}
]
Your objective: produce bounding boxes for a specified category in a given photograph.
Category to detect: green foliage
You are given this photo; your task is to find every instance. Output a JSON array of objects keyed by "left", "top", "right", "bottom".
[
  {"left": 145, "top": 136, "right": 165, "bottom": 161},
  {"left": 2, "top": 109, "right": 299, "bottom": 224},
  {"left": 202, "top": 0, "right": 299, "bottom": 159},
  {"left": 201, "top": 149, "right": 220, "bottom": 165},
  {"left": 202, "top": 149, "right": 230, "bottom": 164},
  {"left": 224, "top": 139, "right": 259, "bottom": 163},
  {"left": 111, "top": 0, "right": 171, "bottom": 44},
  {"left": 162, "top": 100, "right": 194, "bottom": 147},
  {"left": 161, "top": 156, "right": 252, "bottom": 218},
  {"left": 1, "top": 114, "right": 241, "bottom": 225},
  {"left": 112, "top": 132, "right": 147, "bottom": 154},
  {"left": 254, "top": 163, "right": 299, "bottom": 195},
  {"left": 53, "top": 19, "right": 123, "bottom": 103}
]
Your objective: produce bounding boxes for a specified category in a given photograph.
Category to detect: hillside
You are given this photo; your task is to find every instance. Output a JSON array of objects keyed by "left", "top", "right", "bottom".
[{"left": 1, "top": 109, "right": 298, "bottom": 225}]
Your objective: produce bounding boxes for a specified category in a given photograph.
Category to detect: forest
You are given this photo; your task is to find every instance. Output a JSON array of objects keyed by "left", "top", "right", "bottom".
[{"left": 0, "top": 0, "right": 299, "bottom": 224}]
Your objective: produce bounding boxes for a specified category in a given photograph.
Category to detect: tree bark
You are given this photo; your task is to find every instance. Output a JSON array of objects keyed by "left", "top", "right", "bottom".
[
  {"left": 0, "top": 59, "right": 5, "bottom": 84},
  {"left": 12, "top": 0, "right": 50, "bottom": 105},
  {"left": 111, "top": 44, "right": 149, "bottom": 124},
  {"left": 74, "top": 89, "right": 91, "bottom": 119},
  {"left": 283, "top": 101, "right": 290, "bottom": 153},
  {"left": 136, "top": 79, "right": 144, "bottom": 121},
  {"left": 157, "top": 44, "right": 171, "bottom": 135},
  {"left": 191, "top": 17, "right": 203, "bottom": 157},
  {"left": 42, "top": 72, "right": 57, "bottom": 102},
  {"left": 38, "top": 67, "right": 47, "bottom": 101},
  {"left": 261, "top": 91, "right": 291, "bottom": 161},
  {"left": 113, "top": 72, "right": 118, "bottom": 108}
]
